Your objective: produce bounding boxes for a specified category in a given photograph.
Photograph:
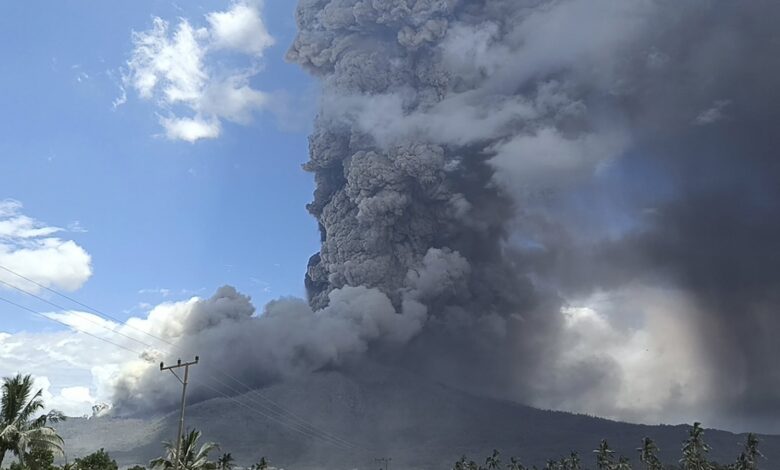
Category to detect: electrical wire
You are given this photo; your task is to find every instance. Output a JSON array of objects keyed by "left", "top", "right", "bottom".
[
  {"left": 0, "top": 278, "right": 160, "bottom": 352},
  {"left": 0, "top": 264, "right": 367, "bottom": 451},
  {"left": 0, "top": 294, "right": 142, "bottom": 356}
]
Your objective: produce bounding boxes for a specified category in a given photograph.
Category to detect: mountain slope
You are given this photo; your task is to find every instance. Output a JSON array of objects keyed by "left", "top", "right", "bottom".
[{"left": 56, "top": 367, "right": 780, "bottom": 469}]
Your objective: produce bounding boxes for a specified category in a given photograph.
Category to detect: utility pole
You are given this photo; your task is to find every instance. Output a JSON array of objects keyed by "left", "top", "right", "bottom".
[
  {"left": 161, "top": 356, "right": 199, "bottom": 470},
  {"left": 375, "top": 457, "right": 391, "bottom": 470}
]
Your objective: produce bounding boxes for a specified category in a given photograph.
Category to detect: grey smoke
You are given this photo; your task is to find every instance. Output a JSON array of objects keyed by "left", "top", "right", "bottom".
[
  {"left": 113, "top": 285, "right": 431, "bottom": 415},
  {"left": 115, "top": 0, "right": 780, "bottom": 432},
  {"left": 286, "top": 0, "right": 780, "bottom": 431}
]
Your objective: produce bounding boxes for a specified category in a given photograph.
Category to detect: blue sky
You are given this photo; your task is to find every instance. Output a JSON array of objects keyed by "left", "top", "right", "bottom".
[{"left": 0, "top": 0, "right": 319, "bottom": 336}]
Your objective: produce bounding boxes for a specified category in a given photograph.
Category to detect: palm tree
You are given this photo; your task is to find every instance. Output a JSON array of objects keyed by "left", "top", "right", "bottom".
[
  {"left": 615, "top": 456, "right": 632, "bottom": 470},
  {"left": 567, "top": 452, "right": 581, "bottom": 470},
  {"left": 734, "top": 433, "right": 762, "bottom": 470},
  {"left": 150, "top": 429, "right": 219, "bottom": 470},
  {"left": 453, "top": 455, "right": 481, "bottom": 470},
  {"left": 637, "top": 437, "right": 662, "bottom": 470},
  {"left": 594, "top": 440, "right": 616, "bottom": 470},
  {"left": 486, "top": 449, "right": 501, "bottom": 470},
  {"left": 507, "top": 456, "right": 527, "bottom": 470},
  {"left": 0, "top": 374, "right": 65, "bottom": 468},
  {"left": 680, "top": 422, "right": 712, "bottom": 470},
  {"left": 252, "top": 457, "right": 270, "bottom": 470},
  {"left": 217, "top": 453, "right": 234, "bottom": 470}
]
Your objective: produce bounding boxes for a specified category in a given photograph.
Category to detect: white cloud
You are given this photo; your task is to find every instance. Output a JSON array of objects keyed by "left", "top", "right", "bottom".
[
  {"left": 0, "top": 290, "right": 231, "bottom": 416},
  {"left": 0, "top": 325, "right": 135, "bottom": 417},
  {"left": 0, "top": 200, "right": 92, "bottom": 293},
  {"left": 123, "top": 1, "right": 274, "bottom": 142},
  {"left": 161, "top": 115, "right": 221, "bottom": 142},
  {"left": 531, "top": 285, "right": 713, "bottom": 426},
  {"left": 138, "top": 288, "right": 171, "bottom": 297},
  {"left": 66, "top": 221, "right": 88, "bottom": 233},
  {"left": 206, "top": 1, "right": 274, "bottom": 55},
  {"left": 44, "top": 311, "right": 120, "bottom": 336},
  {"left": 0, "top": 298, "right": 191, "bottom": 416}
]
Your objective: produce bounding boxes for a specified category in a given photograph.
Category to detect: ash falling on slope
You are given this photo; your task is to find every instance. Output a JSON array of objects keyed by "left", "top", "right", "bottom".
[{"left": 114, "top": 0, "right": 780, "bottom": 432}]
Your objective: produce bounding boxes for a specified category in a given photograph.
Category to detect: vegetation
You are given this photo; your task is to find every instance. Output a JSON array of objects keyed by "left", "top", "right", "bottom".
[
  {"left": 217, "top": 454, "right": 234, "bottom": 470},
  {"left": 249, "top": 458, "right": 271, "bottom": 470},
  {"left": 680, "top": 422, "right": 712, "bottom": 470},
  {"left": 637, "top": 438, "right": 663, "bottom": 470},
  {"left": 8, "top": 448, "right": 55, "bottom": 470},
  {"left": 73, "top": 449, "right": 117, "bottom": 470},
  {"left": 0, "top": 374, "right": 64, "bottom": 469},
  {"left": 149, "top": 429, "right": 219, "bottom": 470},
  {"left": 451, "top": 424, "right": 767, "bottom": 470},
  {"left": 732, "top": 434, "right": 761, "bottom": 470}
]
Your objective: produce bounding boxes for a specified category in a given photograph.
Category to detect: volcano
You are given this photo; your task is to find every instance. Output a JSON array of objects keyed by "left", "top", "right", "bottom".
[{"left": 57, "top": 364, "right": 780, "bottom": 469}]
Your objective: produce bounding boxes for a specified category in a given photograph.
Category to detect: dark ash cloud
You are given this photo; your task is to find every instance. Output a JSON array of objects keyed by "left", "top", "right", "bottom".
[{"left": 114, "top": 0, "right": 780, "bottom": 432}]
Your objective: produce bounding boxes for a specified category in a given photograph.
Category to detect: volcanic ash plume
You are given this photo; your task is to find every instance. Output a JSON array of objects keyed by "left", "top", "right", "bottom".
[
  {"left": 115, "top": 0, "right": 780, "bottom": 432},
  {"left": 284, "top": 0, "right": 780, "bottom": 430}
]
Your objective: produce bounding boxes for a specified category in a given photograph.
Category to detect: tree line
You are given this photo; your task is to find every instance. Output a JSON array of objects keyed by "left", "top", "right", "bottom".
[{"left": 453, "top": 423, "right": 763, "bottom": 470}]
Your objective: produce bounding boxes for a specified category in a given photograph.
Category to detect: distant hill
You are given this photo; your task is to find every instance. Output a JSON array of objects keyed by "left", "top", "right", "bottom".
[{"left": 55, "top": 366, "right": 780, "bottom": 469}]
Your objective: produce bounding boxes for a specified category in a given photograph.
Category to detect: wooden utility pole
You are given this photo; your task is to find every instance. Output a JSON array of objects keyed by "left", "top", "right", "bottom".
[
  {"left": 161, "top": 356, "right": 199, "bottom": 470},
  {"left": 375, "top": 457, "right": 392, "bottom": 470}
]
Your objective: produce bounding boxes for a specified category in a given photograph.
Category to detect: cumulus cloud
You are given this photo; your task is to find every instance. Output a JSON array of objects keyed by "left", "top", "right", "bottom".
[
  {"left": 0, "top": 318, "right": 136, "bottom": 417},
  {"left": 0, "top": 200, "right": 92, "bottom": 293},
  {"left": 160, "top": 115, "right": 221, "bottom": 142},
  {"left": 123, "top": 1, "right": 274, "bottom": 142},
  {"left": 207, "top": 0, "right": 275, "bottom": 55}
]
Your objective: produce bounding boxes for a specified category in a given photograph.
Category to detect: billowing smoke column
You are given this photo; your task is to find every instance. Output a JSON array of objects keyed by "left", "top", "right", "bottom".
[
  {"left": 285, "top": 0, "right": 780, "bottom": 430},
  {"left": 291, "top": 1, "right": 522, "bottom": 312},
  {"left": 114, "top": 0, "right": 780, "bottom": 432},
  {"left": 286, "top": 0, "right": 569, "bottom": 401}
]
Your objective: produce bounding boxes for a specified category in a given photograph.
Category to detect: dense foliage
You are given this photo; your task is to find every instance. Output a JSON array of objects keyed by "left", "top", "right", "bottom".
[
  {"left": 0, "top": 375, "right": 65, "bottom": 469},
  {"left": 73, "top": 449, "right": 118, "bottom": 470}
]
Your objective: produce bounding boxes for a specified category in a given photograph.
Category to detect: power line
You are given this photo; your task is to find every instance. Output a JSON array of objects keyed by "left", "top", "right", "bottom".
[
  {"left": 0, "top": 278, "right": 160, "bottom": 352},
  {"left": 195, "top": 378, "right": 358, "bottom": 453},
  {"left": 0, "top": 293, "right": 358, "bottom": 450},
  {"left": 0, "top": 294, "right": 141, "bottom": 356},
  {"left": 0, "top": 263, "right": 364, "bottom": 451},
  {"left": 0, "top": 264, "right": 366, "bottom": 451},
  {"left": 0, "top": 264, "right": 174, "bottom": 350},
  {"left": 161, "top": 356, "right": 199, "bottom": 470},
  {"left": 199, "top": 372, "right": 364, "bottom": 451}
]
